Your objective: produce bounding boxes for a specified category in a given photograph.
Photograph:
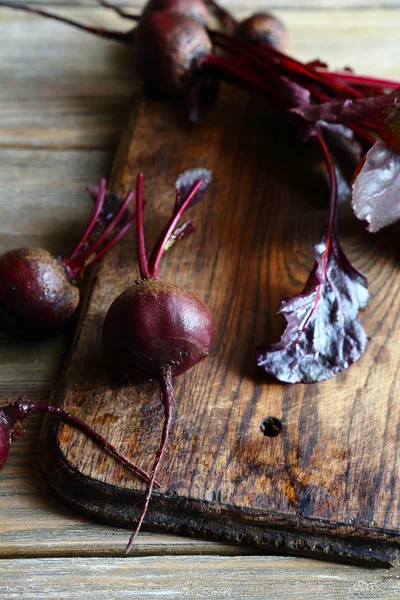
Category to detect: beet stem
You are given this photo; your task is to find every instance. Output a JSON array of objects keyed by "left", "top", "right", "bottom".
[
  {"left": 317, "top": 69, "right": 400, "bottom": 91},
  {"left": 125, "top": 372, "right": 173, "bottom": 553},
  {"left": 86, "top": 213, "right": 135, "bottom": 268},
  {"left": 97, "top": 0, "right": 140, "bottom": 22},
  {"left": 135, "top": 174, "right": 150, "bottom": 280},
  {"left": 149, "top": 179, "right": 203, "bottom": 278},
  {"left": 67, "top": 190, "right": 135, "bottom": 272},
  {"left": 0, "top": 2, "right": 129, "bottom": 43},
  {"left": 316, "top": 128, "right": 337, "bottom": 243},
  {"left": 66, "top": 178, "right": 107, "bottom": 262},
  {"left": 4, "top": 399, "right": 158, "bottom": 486}
]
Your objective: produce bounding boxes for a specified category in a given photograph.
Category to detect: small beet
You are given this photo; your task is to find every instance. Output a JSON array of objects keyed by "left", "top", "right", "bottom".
[
  {"left": 0, "top": 248, "right": 79, "bottom": 340},
  {"left": 103, "top": 169, "right": 213, "bottom": 552},
  {"left": 103, "top": 279, "right": 213, "bottom": 381},
  {"left": 0, "top": 180, "right": 134, "bottom": 340},
  {"left": 142, "top": 0, "right": 210, "bottom": 26},
  {"left": 133, "top": 11, "right": 212, "bottom": 94},
  {"left": 235, "top": 12, "right": 288, "bottom": 51}
]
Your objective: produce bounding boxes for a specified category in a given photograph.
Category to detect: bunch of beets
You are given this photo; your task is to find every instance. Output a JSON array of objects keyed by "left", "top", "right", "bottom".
[{"left": 0, "top": 0, "right": 399, "bottom": 551}]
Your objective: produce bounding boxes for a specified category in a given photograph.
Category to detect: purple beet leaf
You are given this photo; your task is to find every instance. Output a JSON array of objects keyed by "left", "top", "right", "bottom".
[
  {"left": 352, "top": 140, "right": 400, "bottom": 232},
  {"left": 175, "top": 168, "right": 212, "bottom": 208},
  {"left": 291, "top": 87, "right": 400, "bottom": 127},
  {"left": 257, "top": 128, "right": 369, "bottom": 383}
]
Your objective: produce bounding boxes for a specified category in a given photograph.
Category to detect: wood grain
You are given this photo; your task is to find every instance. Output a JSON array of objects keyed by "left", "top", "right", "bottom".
[
  {"left": 1, "top": 555, "right": 400, "bottom": 599},
  {"left": 40, "top": 83, "right": 400, "bottom": 565}
]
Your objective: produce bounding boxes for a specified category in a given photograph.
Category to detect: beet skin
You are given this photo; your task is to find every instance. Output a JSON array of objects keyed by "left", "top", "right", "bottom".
[
  {"left": 0, "top": 248, "right": 79, "bottom": 340},
  {"left": 103, "top": 278, "right": 214, "bottom": 381}
]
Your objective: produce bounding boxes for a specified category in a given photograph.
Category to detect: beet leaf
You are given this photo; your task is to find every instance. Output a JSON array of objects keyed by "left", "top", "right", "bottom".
[
  {"left": 175, "top": 168, "right": 212, "bottom": 208},
  {"left": 257, "top": 129, "right": 369, "bottom": 383},
  {"left": 352, "top": 140, "right": 400, "bottom": 232}
]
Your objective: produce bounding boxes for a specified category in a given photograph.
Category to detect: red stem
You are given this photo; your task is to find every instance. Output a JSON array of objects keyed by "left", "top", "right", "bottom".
[
  {"left": 135, "top": 174, "right": 150, "bottom": 280},
  {"left": 211, "top": 31, "right": 366, "bottom": 101},
  {"left": 66, "top": 178, "right": 107, "bottom": 262},
  {"left": 148, "top": 180, "right": 203, "bottom": 278},
  {"left": 125, "top": 372, "right": 173, "bottom": 553},
  {"left": 318, "top": 69, "right": 400, "bottom": 91},
  {"left": 203, "top": 55, "right": 275, "bottom": 98},
  {"left": 29, "top": 403, "right": 158, "bottom": 486},
  {"left": 0, "top": 1, "right": 129, "bottom": 43},
  {"left": 67, "top": 190, "right": 134, "bottom": 273},
  {"left": 316, "top": 128, "right": 337, "bottom": 244},
  {"left": 297, "top": 127, "right": 337, "bottom": 333},
  {"left": 84, "top": 213, "right": 135, "bottom": 269}
]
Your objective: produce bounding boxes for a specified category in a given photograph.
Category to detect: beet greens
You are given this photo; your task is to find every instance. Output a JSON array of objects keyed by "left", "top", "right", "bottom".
[
  {"left": 102, "top": 169, "right": 214, "bottom": 551},
  {"left": 256, "top": 127, "right": 369, "bottom": 383},
  {"left": 294, "top": 88, "right": 400, "bottom": 232}
]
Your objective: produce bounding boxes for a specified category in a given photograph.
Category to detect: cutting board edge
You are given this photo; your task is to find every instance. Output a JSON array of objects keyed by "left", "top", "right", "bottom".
[{"left": 39, "top": 421, "right": 400, "bottom": 567}]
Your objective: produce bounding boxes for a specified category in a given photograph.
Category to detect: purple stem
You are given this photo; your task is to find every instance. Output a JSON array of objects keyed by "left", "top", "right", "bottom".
[
  {"left": 67, "top": 190, "right": 135, "bottom": 271},
  {"left": 125, "top": 372, "right": 173, "bottom": 553},
  {"left": 148, "top": 180, "right": 204, "bottom": 278},
  {"left": 316, "top": 127, "right": 338, "bottom": 245},
  {"left": 66, "top": 178, "right": 107, "bottom": 263},
  {"left": 0, "top": 1, "right": 129, "bottom": 43},
  {"left": 135, "top": 174, "right": 150, "bottom": 280},
  {"left": 3, "top": 399, "right": 158, "bottom": 486},
  {"left": 83, "top": 213, "right": 135, "bottom": 269}
]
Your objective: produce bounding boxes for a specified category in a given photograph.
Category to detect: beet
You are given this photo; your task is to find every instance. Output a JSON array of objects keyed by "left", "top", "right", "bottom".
[
  {"left": 134, "top": 11, "right": 212, "bottom": 94},
  {"left": 103, "top": 169, "right": 213, "bottom": 552},
  {"left": 235, "top": 12, "right": 288, "bottom": 51},
  {"left": 142, "top": 0, "right": 210, "bottom": 26},
  {"left": 0, "top": 180, "right": 134, "bottom": 340},
  {"left": 0, "top": 248, "right": 79, "bottom": 340},
  {"left": 103, "top": 279, "right": 213, "bottom": 381},
  {"left": 0, "top": 395, "right": 156, "bottom": 484}
]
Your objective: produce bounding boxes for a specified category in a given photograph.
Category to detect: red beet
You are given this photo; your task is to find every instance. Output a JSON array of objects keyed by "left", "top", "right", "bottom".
[
  {"left": 142, "top": 0, "right": 210, "bottom": 26},
  {"left": 0, "top": 180, "right": 134, "bottom": 340},
  {"left": 235, "top": 12, "right": 288, "bottom": 51},
  {"left": 103, "top": 169, "right": 213, "bottom": 552},
  {"left": 104, "top": 279, "right": 213, "bottom": 381},
  {"left": 134, "top": 11, "right": 212, "bottom": 94},
  {"left": 0, "top": 248, "right": 79, "bottom": 340},
  {"left": 0, "top": 395, "right": 155, "bottom": 485}
]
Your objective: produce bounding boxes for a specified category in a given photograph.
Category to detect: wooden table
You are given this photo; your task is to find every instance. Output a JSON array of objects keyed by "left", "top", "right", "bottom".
[{"left": 0, "top": 1, "right": 399, "bottom": 597}]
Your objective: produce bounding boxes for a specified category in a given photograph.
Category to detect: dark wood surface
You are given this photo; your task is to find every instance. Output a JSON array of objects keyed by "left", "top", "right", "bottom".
[{"left": 40, "top": 85, "right": 400, "bottom": 565}]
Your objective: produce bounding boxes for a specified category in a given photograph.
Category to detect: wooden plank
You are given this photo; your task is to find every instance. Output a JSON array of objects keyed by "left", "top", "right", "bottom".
[{"left": 0, "top": 556, "right": 399, "bottom": 599}]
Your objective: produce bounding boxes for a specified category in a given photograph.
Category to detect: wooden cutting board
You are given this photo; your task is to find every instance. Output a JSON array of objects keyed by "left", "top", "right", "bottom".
[{"left": 40, "top": 87, "right": 400, "bottom": 566}]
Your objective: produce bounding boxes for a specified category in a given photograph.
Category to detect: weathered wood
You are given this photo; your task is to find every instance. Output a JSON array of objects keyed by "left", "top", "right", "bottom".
[
  {"left": 1, "top": 556, "right": 400, "bottom": 599},
  {"left": 39, "top": 81, "right": 400, "bottom": 566}
]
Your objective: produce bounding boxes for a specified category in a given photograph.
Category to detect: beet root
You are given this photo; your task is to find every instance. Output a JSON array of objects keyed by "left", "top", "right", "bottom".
[
  {"left": 142, "top": 0, "right": 210, "bottom": 26},
  {"left": 235, "top": 12, "right": 288, "bottom": 51},
  {"left": 133, "top": 11, "right": 212, "bottom": 94},
  {"left": 103, "top": 278, "right": 214, "bottom": 381},
  {"left": 0, "top": 248, "right": 79, "bottom": 340}
]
